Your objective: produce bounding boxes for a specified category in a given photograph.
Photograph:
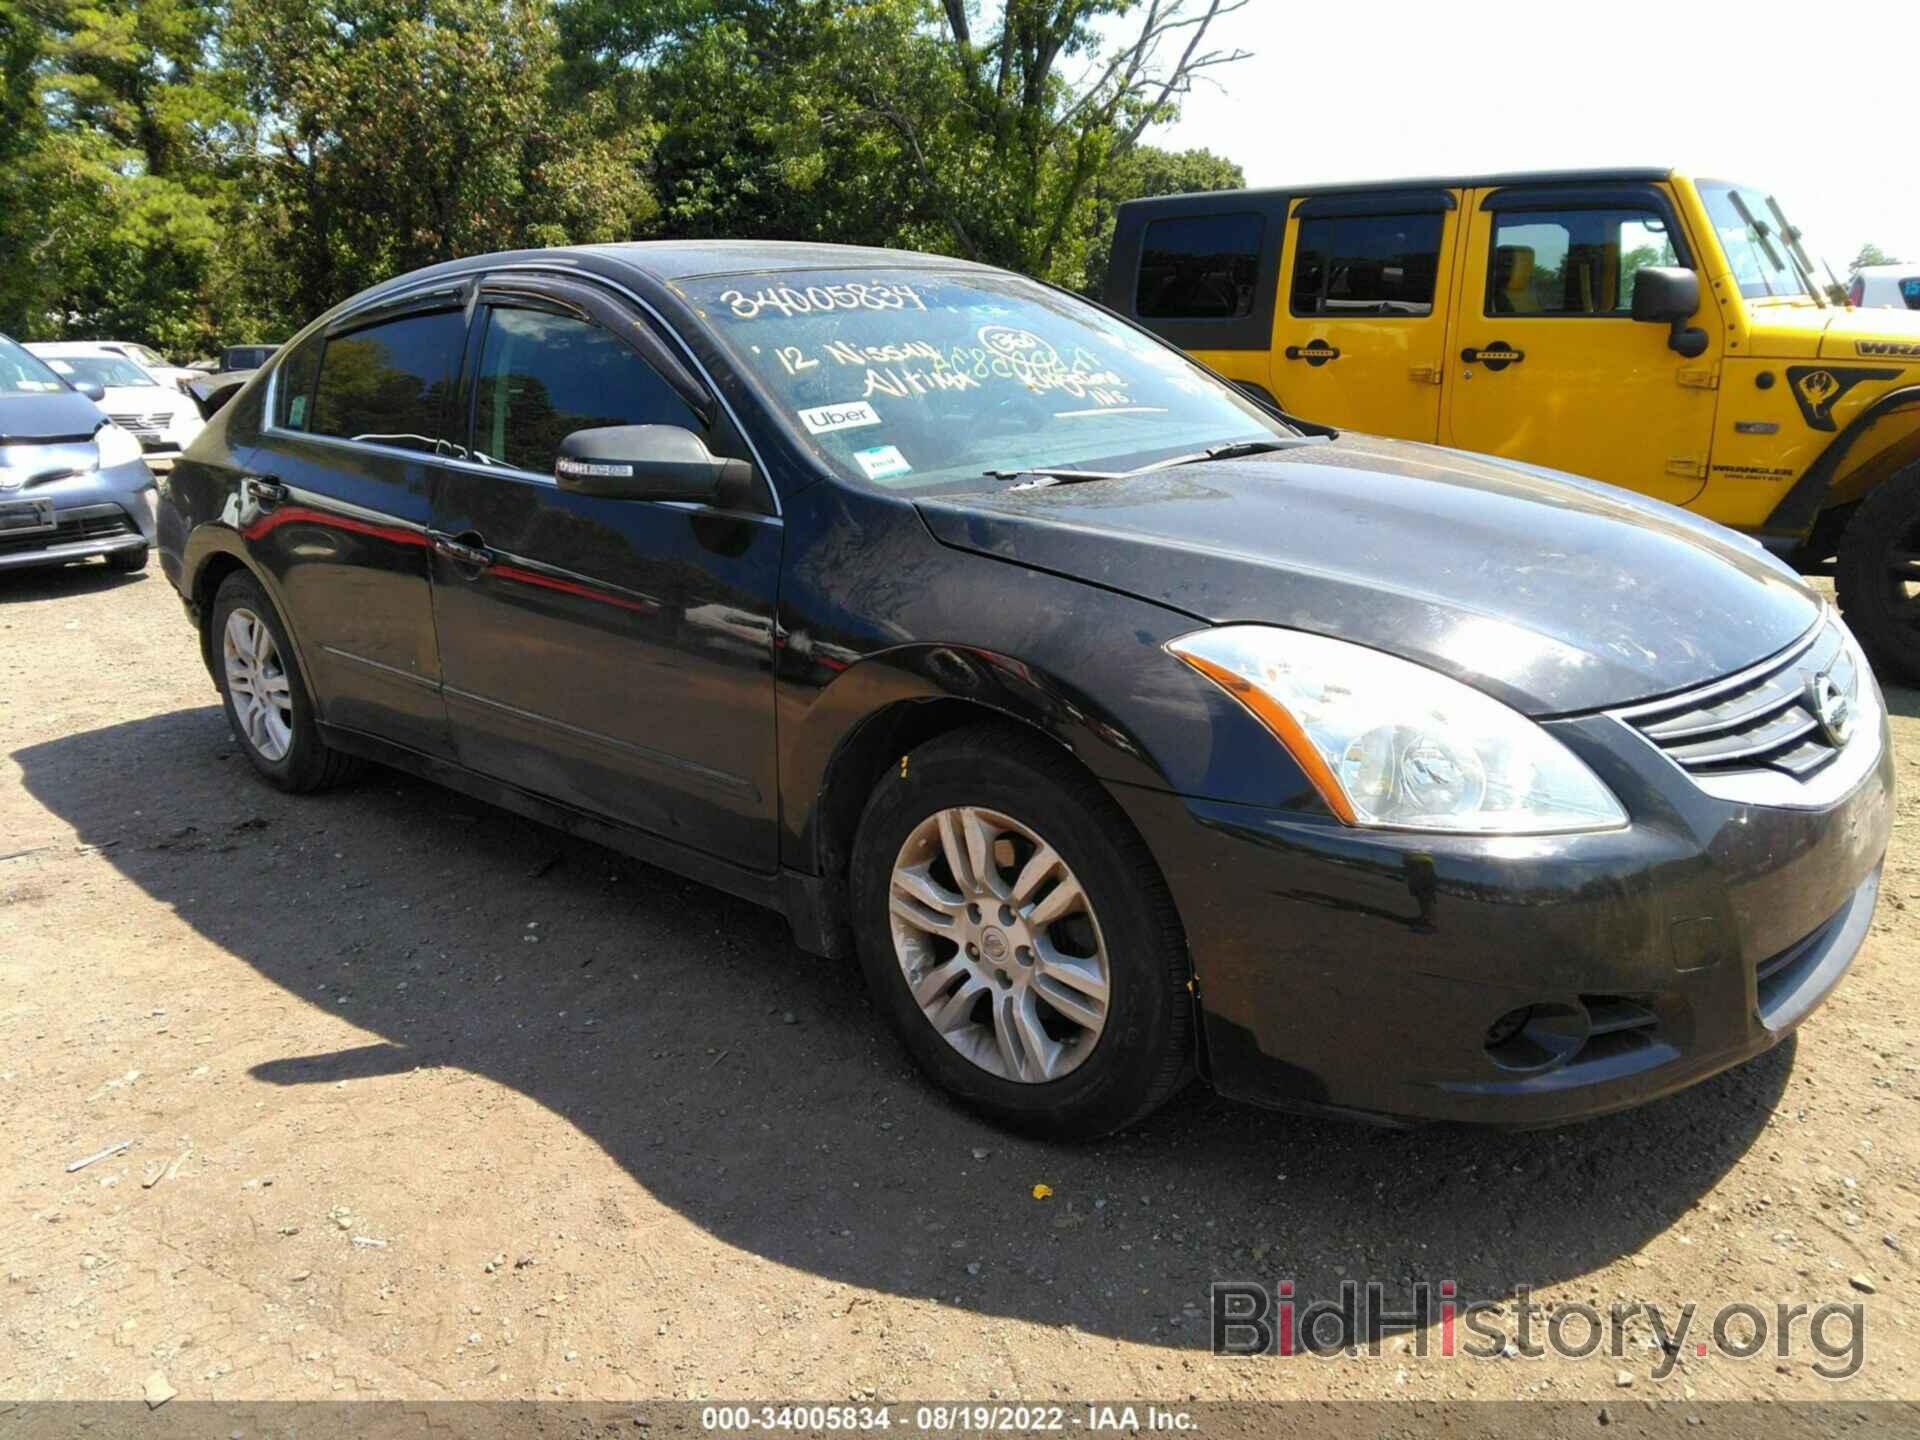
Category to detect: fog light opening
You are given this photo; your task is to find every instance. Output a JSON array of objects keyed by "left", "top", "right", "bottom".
[{"left": 1485, "top": 1000, "right": 1591, "bottom": 1073}]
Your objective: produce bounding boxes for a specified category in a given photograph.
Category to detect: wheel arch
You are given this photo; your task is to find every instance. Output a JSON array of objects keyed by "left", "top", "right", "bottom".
[
  {"left": 181, "top": 527, "right": 307, "bottom": 688},
  {"left": 781, "top": 643, "right": 1178, "bottom": 955},
  {"left": 1764, "top": 384, "right": 1920, "bottom": 540}
]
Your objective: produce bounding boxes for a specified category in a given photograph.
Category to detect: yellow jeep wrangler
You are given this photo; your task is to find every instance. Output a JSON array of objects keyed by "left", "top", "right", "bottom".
[{"left": 1106, "top": 168, "right": 1920, "bottom": 679}]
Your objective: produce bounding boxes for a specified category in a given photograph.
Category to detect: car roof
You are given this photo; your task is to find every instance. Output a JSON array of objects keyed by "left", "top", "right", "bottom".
[
  {"left": 1856, "top": 264, "right": 1917, "bottom": 276},
  {"left": 1114, "top": 166, "right": 1675, "bottom": 210},
  {"left": 578, "top": 239, "right": 996, "bottom": 282}
]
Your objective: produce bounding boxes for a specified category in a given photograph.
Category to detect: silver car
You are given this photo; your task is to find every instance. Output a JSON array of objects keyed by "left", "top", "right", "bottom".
[{"left": 0, "top": 333, "right": 157, "bottom": 575}]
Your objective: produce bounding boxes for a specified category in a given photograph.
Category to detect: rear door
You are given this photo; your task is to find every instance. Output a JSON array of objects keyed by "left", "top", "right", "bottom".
[
  {"left": 247, "top": 291, "right": 470, "bottom": 758},
  {"left": 426, "top": 276, "right": 783, "bottom": 870},
  {"left": 1272, "top": 189, "right": 1460, "bottom": 438},
  {"left": 1444, "top": 183, "right": 1717, "bottom": 505}
]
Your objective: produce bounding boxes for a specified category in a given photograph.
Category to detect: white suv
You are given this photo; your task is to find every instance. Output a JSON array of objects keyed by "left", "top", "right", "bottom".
[
  {"left": 26, "top": 342, "right": 205, "bottom": 471},
  {"left": 1847, "top": 264, "right": 1920, "bottom": 310}
]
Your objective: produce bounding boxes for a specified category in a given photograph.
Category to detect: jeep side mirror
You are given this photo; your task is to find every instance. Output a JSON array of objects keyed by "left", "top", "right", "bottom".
[
  {"left": 1631, "top": 266, "right": 1709, "bottom": 359},
  {"left": 555, "top": 424, "right": 754, "bottom": 508}
]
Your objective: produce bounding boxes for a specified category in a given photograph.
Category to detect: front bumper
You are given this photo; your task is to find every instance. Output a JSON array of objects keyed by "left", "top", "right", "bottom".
[
  {"left": 0, "top": 459, "right": 156, "bottom": 573},
  {"left": 1118, "top": 703, "right": 1894, "bottom": 1126}
]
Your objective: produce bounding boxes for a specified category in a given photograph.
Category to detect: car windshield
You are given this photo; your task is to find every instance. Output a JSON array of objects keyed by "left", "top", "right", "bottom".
[
  {"left": 40, "top": 354, "right": 158, "bottom": 388},
  {"left": 677, "top": 267, "right": 1287, "bottom": 493},
  {"left": 1698, "top": 182, "right": 1816, "bottom": 301},
  {"left": 0, "top": 336, "right": 71, "bottom": 396}
]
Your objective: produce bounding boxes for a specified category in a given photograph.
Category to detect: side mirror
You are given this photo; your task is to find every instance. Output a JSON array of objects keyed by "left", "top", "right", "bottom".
[
  {"left": 555, "top": 425, "right": 754, "bottom": 508},
  {"left": 1631, "top": 266, "right": 1709, "bottom": 358},
  {"left": 75, "top": 380, "right": 107, "bottom": 403}
]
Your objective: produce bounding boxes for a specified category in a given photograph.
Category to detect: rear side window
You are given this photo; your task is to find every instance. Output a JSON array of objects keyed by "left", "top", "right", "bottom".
[
  {"left": 1488, "top": 208, "right": 1679, "bottom": 316},
  {"left": 273, "top": 337, "right": 321, "bottom": 431},
  {"left": 1290, "top": 214, "right": 1444, "bottom": 317},
  {"left": 471, "top": 306, "right": 699, "bottom": 475},
  {"left": 1903, "top": 277, "right": 1920, "bottom": 310},
  {"left": 1135, "top": 213, "right": 1265, "bottom": 319},
  {"left": 308, "top": 310, "right": 465, "bottom": 453}
]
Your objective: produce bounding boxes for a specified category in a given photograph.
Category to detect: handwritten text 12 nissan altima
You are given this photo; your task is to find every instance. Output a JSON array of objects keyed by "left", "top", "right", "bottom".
[{"left": 156, "top": 243, "right": 1891, "bottom": 1136}]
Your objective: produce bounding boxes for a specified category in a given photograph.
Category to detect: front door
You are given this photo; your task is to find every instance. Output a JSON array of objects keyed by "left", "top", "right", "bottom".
[
  {"left": 1445, "top": 186, "right": 1718, "bottom": 506},
  {"left": 1272, "top": 193, "right": 1460, "bottom": 439},
  {"left": 427, "top": 283, "right": 783, "bottom": 870}
]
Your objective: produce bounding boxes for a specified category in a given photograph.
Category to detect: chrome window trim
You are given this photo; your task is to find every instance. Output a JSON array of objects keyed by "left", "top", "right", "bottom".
[{"left": 261, "top": 261, "right": 781, "bottom": 517}]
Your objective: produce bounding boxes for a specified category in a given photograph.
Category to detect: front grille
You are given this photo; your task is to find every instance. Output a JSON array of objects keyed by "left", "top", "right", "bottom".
[
  {"left": 106, "top": 411, "right": 168, "bottom": 436},
  {"left": 1619, "top": 625, "right": 1848, "bottom": 782},
  {"left": 0, "top": 511, "right": 132, "bottom": 556}
]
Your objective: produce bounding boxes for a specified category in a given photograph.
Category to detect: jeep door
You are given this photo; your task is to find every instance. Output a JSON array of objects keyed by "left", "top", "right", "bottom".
[
  {"left": 1444, "top": 183, "right": 1718, "bottom": 506},
  {"left": 1272, "top": 189, "right": 1461, "bottom": 439}
]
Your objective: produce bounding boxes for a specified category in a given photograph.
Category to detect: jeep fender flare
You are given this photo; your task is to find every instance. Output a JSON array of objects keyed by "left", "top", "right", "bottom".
[{"left": 1763, "top": 383, "right": 1920, "bottom": 540}]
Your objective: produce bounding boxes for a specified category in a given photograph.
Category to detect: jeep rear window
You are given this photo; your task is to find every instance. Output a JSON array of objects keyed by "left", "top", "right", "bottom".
[
  {"left": 1135, "top": 213, "right": 1265, "bottom": 320},
  {"left": 1290, "top": 214, "right": 1444, "bottom": 318}
]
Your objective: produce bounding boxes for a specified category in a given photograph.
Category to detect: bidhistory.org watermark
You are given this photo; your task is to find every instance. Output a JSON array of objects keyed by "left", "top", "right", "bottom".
[{"left": 1211, "top": 1280, "right": 1866, "bottom": 1381}]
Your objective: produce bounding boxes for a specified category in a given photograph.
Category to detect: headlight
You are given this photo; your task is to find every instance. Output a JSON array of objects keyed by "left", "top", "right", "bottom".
[
  {"left": 94, "top": 423, "right": 145, "bottom": 470},
  {"left": 1167, "top": 626, "right": 1627, "bottom": 834}
]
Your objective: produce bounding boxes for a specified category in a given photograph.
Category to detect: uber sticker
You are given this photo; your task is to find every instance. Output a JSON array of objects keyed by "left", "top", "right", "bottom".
[
  {"left": 853, "top": 444, "right": 912, "bottom": 480},
  {"left": 797, "top": 400, "right": 881, "bottom": 435}
]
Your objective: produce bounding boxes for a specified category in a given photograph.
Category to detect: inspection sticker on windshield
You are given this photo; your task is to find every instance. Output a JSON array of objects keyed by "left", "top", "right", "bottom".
[
  {"left": 853, "top": 445, "right": 912, "bottom": 480},
  {"left": 797, "top": 400, "right": 881, "bottom": 435}
]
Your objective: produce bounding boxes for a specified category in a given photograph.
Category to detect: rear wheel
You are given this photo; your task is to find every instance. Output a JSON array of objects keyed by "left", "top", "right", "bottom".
[
  {"left": 1836, "top": 459, "right": 1920, "bottom": 683},
  {"left": 849, "top": 724, "right": 1193, "bottom": 1139},
  {"left": 210, "top": 571, "right": 361, "bottom": 792}
]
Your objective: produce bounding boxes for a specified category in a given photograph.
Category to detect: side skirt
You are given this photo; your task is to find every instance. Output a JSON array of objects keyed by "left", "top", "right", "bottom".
[{"left": 316, "top": 720, "right": 797, "bottom": 923}]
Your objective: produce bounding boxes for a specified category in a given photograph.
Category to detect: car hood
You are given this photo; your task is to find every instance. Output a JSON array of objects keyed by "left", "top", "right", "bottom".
[
  {"left": 1744, "top": 300, "right": 1920, "bottom": 360},
  {"left": 0, "top": 389, "right": 105, "bottom": 445},
  {"left": 914, "top": 434, "right": 1822, "bottom": 716}
]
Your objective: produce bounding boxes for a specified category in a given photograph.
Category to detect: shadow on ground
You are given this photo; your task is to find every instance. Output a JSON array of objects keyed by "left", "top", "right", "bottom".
[
  {"left": 15, "top": 706, "right": 1793, "bottom": 1348},
  {"left": 0, "top": 558, "right": 148, "bottom": 604}
]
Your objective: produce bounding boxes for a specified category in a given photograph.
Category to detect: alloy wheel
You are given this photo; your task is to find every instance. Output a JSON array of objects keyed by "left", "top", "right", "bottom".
[
  {"left": 222, "top": 607, "right": 294, "bottom": 762},
  {"left": 888, "top": 806, "right": 1110, "bottom": 1084}
]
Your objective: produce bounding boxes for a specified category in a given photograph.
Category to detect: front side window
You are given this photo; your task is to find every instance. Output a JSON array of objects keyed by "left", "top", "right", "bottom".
[
  {"left": 1488, "top": 208, "right": 1680, "bottom": 316},
  {"left": 471, "top": 307, "right": 700, "bottom": 475},
  {"left": 1135, "top": 213, "right": 1265, "bottom": 319},
  {"left": 681, "top": 268, "right": 1285, "bottom": 495},
  {"left": 1291, "top": 213, "right": 1444, "bottom": 317},
  {"left": 308, "top": 310, "right": 465, "bottom": 453},
  {"left": 0, "top": 336, "right": 66, "bottom": 395}
]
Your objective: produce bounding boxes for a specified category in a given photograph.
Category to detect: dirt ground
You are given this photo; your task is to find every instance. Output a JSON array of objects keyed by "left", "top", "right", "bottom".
[{"left": 2, "top": 558, "right": 1917, "bottom": 1409}]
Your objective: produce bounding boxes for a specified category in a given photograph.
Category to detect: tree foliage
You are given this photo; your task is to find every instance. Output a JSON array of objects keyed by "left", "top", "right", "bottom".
[{"left": 0, "top": 0, "right": 1252, "bottom": 352}]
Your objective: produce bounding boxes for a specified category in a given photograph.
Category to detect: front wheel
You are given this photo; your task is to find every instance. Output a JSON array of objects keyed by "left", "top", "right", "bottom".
[
  {"left": 849, "top": 725, "right": 1194, "bottom": 1139},
  {"left": 107, "top": 545, "right": 148, "bottom": 573},
  {"left": 1836, "top": 459, "right": 1920, "bottom": 684}
]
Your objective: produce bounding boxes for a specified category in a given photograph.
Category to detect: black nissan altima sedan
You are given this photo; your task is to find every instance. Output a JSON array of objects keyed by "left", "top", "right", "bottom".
[{"left": 156, "top": 241, "right": 1893, "bottom": 1137}]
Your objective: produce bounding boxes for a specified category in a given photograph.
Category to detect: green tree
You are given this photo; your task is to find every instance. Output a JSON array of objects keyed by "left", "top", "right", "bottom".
[
  {"left": 1851, "top": 242, "right": 1903, "bottom": 272},
  {"left": 227, "top": 0, "right": 655, "bottom": 321}
]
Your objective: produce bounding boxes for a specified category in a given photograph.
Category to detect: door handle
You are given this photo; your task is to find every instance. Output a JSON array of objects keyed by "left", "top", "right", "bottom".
[
  {"left": 1460, "top": 344, "right": 1525, "bottom": 369},
  {"left": 241, "top": 476, "right": 287, "bottom": 508},
  {"left": 428, "top": 530, "right": 493, "bottom": 571}
]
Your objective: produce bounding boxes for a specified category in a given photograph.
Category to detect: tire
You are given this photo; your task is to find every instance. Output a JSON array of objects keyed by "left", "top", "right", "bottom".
[
  {"left": 1836, "top": 458, "right": 1920, "bottom": 684},
  {"left": 209, "top": 571, "right": 361, "bottom": 792},
  {"left": 107, "top": 545, "right": 149, "bottom": 574},
  {"left": 848, "top": 723, "right": 1194, "bottom": 1139}
]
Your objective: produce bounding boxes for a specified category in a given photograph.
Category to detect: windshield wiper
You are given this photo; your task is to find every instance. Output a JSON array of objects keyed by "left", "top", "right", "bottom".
[
  {"left": 1765, "top": 193, "right": 1828, "bottom": 307},
  {"left": 987, "top": 438, "right": 1314, "bottom": 489}
]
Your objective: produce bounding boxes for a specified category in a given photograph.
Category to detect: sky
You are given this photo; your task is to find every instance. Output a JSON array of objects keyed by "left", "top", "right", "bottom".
[{"left": 1141, "top": 0, "right": 1917, "bottom": 276}]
